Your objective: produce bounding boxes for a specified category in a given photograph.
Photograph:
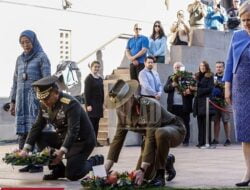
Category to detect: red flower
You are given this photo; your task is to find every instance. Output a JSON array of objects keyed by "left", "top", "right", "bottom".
[
  {"left": 128, "top": 171, "right": 136, "bottom": 181},
  {"left": 106, "top": 173, "right": 118, "bottom": 185}
]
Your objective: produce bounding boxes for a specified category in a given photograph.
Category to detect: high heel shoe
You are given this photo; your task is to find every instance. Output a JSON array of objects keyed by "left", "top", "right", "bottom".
[{"left": 235, "top": 180, "right": 250, "bottom": 187}]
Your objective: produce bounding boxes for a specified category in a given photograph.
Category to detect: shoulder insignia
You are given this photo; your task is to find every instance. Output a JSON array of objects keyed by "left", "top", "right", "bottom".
[{"left": 60, "top": 97, "right": 71, "bottom": 104}]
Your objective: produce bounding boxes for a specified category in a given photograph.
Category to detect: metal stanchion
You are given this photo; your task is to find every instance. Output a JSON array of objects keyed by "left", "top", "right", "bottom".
[{"left": 201, "top": 97, "right": 216, "bottom": 149}]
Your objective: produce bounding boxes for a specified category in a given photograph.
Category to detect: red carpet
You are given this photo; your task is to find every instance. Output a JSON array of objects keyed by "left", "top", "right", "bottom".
[{"left": 1, "top": 188, "right": 64, "bottom": 190}]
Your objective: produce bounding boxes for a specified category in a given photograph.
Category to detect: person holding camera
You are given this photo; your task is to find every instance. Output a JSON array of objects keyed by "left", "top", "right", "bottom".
[
  {"left": 188, "top": 0, "right": 206, "bottom": 29},
  {"left": 170, "top": 10, "right": 190, "bottom": 45},
  {"left": 227, "top": 0, "right": 241, "bottom": 30},
  {"left": 204, "top": 0, "right": 227, "bottom": 31}
]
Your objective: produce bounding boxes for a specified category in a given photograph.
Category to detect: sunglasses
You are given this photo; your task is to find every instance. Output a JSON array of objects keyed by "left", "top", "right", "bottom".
[
  {"left": 154, "top": 25, "right": 160, "bottom": 28},
  {"left": 135, "top": 28, "right": 142, "bottom": 30}
]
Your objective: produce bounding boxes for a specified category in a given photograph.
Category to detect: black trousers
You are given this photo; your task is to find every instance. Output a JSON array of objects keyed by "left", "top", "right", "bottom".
[
  {"left": 197, "top": 115, "right": 212, "bottom": 146},
  {"left": 171, "top": 105, "right": 190, "bottom": 144},
  {"left": 129, "top": 63, "right": 145, "bottom": 81},
  {"left": 18, "top": 134, "right": 28, "bottom": 150},
  {"left": 36, "top": 132, "right": 95, "bottom": 181},
  {"left": 89, "top": 117, "right": 100, "bottom": 140}
]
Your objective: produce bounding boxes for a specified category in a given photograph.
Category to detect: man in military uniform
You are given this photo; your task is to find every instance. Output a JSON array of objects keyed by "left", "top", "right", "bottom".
[
  {"left": 104, "top": 80, "right": 186, "bottom": 187},
  {"left": 19, "top": 75, "right": 103, "bottom": 181}
]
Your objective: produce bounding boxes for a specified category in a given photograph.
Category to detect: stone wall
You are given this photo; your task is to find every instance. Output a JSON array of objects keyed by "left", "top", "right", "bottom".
[{"left": 0, "top": 98, "right": 16, "bottom": 141}]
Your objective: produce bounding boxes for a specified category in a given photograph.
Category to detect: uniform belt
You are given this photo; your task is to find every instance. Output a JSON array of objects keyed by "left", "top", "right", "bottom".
[{"left": 141, "top": 95, "right": 155, "bottom": 98}]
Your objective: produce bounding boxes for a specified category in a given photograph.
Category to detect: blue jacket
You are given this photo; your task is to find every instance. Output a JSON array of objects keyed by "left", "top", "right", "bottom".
[
  {"left": 10, "top": 52, "right": 51, "bottom": 134},
  {"left": 223, "top": 30, "right": 250, "bottom": 82}
]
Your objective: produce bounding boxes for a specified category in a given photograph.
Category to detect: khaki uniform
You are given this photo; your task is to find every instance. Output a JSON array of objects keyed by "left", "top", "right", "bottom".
[{"left": 107, "top": 97, "right": 186, "bottom": 178}]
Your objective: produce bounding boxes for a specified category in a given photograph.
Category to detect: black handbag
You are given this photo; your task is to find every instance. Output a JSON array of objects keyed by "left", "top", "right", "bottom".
[
  {"left": 172, "top": 32, "right": 188, "bottom": 45},
  {"left": 227, "top": 17, "right": 241, "bottom": 30}
]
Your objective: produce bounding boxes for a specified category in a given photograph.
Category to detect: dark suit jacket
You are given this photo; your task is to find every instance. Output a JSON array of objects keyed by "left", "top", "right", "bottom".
[
  {"left": 164, "top": 75, "right": 194, "bottom": 113},
  {"left": 25, "top": 92, "right": 96, "bottom": 157},
  {"left": 84, "top": 74, "right": 104, "bottom": 118},
  {"left": 193, "top": 72, "right": 215, "bottom": 117}
]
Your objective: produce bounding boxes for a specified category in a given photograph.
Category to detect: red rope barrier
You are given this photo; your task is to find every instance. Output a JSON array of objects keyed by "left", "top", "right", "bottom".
[{"left": 208, "top": 100, "right": 233, "bottom": 113}]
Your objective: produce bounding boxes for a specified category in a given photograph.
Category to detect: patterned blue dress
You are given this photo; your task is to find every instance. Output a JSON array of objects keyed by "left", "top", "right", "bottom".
[
  {"left": 232, "top": 44, "right": 250, "bottom": 142},
  {"left": 10, "top": 30, "right": 51, "bottom": 135}
]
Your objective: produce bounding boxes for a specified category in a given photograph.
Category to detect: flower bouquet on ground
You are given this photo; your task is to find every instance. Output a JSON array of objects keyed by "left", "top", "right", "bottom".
[
  {"left": 171, "top": 70, "right": 196, "bottom": 95},
  {"left": 81, "top": 171, "right": 149, "bottom": 190},
  {"left": 2, "top": 148, "right": 54, "bottom": 166}
]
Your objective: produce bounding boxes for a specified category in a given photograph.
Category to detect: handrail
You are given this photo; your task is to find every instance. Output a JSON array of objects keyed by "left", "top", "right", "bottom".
[{"left": 77, "top": 33, "right": 133, "bottom": 64}]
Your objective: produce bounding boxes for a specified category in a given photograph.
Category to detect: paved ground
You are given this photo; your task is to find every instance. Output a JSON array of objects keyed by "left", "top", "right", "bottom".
[{"left": 0, "top": 143, "right": 246, "bottom": 189}]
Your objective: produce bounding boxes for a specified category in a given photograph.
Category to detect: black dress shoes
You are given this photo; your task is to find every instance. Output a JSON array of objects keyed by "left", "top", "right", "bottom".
[
  {"left": 235, "top": 180, "right": 250, "bottom": 187},
  {"left": 19, "top": 165, "right": 31, "bottom": 172},
  {"left": 166, "top": 154, "right": 176, "bottom": 181},
  {"left": 29, "top": 165, "right": 43, "bottom": 173},
  {"left": 196, "top": 144, "right": 205, "bottom": 148},
  {"left": 19, "top": 164, "right": 43, "bottom": 173},
  {"left": 149, "top": 176, "right": 165, "bottom": 187},
  {"left": 149, "top": 169, "right": 165, "bottom": 187},
  {"left": 43, "top": 172, "right": 65, "bottom": 180},
  {"left": 43, "top": 164, "right": 65, "bottom": 181},
  {"left": 88, "top": 154, "right": 104, "bottom": 166}
]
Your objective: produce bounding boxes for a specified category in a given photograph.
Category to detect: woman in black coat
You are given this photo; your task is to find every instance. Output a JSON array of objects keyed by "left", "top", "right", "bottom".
[
  {"left": 191, "top": 61, "right": 214, "bottom": 147},
  {"left": 84, "top": 61, "right": 104, "bottom": 146}
]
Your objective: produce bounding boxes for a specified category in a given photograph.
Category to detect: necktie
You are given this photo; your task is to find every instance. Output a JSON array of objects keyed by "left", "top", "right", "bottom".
[{"left": 149, "top": 70, "right": 158, "bottom": 91}]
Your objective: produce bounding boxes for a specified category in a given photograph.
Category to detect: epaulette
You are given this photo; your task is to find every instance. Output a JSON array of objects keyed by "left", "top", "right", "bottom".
[{"left": 60, "top": 97, "right": 71, "bottom": 104}]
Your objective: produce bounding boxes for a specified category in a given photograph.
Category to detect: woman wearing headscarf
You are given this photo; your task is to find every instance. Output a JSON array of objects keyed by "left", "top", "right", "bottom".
[
  {"left": 224, "top": 1, "right": 250, "bottom": 186},
  {"left": 9, "top": 30, "right": 51, "bottom": 172}
]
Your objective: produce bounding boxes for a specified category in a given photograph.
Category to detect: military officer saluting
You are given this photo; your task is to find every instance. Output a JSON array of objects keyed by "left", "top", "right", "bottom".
[
  {"left": 104, "top": 79, "right": 186, "bottom": 187},
  {"left": 19, "top": 75, "right": 104, "bottom": 181}
]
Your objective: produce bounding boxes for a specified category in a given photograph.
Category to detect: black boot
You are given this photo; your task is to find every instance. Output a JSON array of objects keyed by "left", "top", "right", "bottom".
[
  {"left": 29, "top": 165, "right": 43, "bottom": 173},
  {"left": 43, "top": 163, "right": 65, "bottom": 180},
  {"left": 88, "top": 154, "right": 104, "bottom": 167},
  {"left": 166, "top": 154, "right": 176, "bottom": 181},
  {"left": 19, "top": 165, "right": 31, "bottom": 172},
  {"left": 149, "top": 169, "right": 165, "bottom": 187}
]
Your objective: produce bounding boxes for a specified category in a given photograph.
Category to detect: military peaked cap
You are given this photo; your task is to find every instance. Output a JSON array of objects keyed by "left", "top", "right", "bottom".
[{"left": 32, "top": 75, "right": 59, "bottom": 100}]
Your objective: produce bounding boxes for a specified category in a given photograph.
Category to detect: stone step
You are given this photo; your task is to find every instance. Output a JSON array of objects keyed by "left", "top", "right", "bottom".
[
  {"left": 99, "top": 124, "right": 108, "bottom": 132},
  {"left": 113, "top": 68, "right": 130, "bottom": 75},
  {"left": 99, "top": 117, "right": 108, "bottom": 124},
  {"left": 107, "top": 74, "right": 130, "bottom": 81},
  {"left": 103, "top": 109, "right": 108, "bottom": 118},
  {"left": 104, "top": 79, "right": 117, "bottom": 83},
  {"left": 117, "top": 66, "right": 129, "bottom": 69},
  {"left": 97, "top": 138, "right": 109, "bottom": 146},
  {"left": 97, "top": 130, "right": 108, "bottom": 139}
]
